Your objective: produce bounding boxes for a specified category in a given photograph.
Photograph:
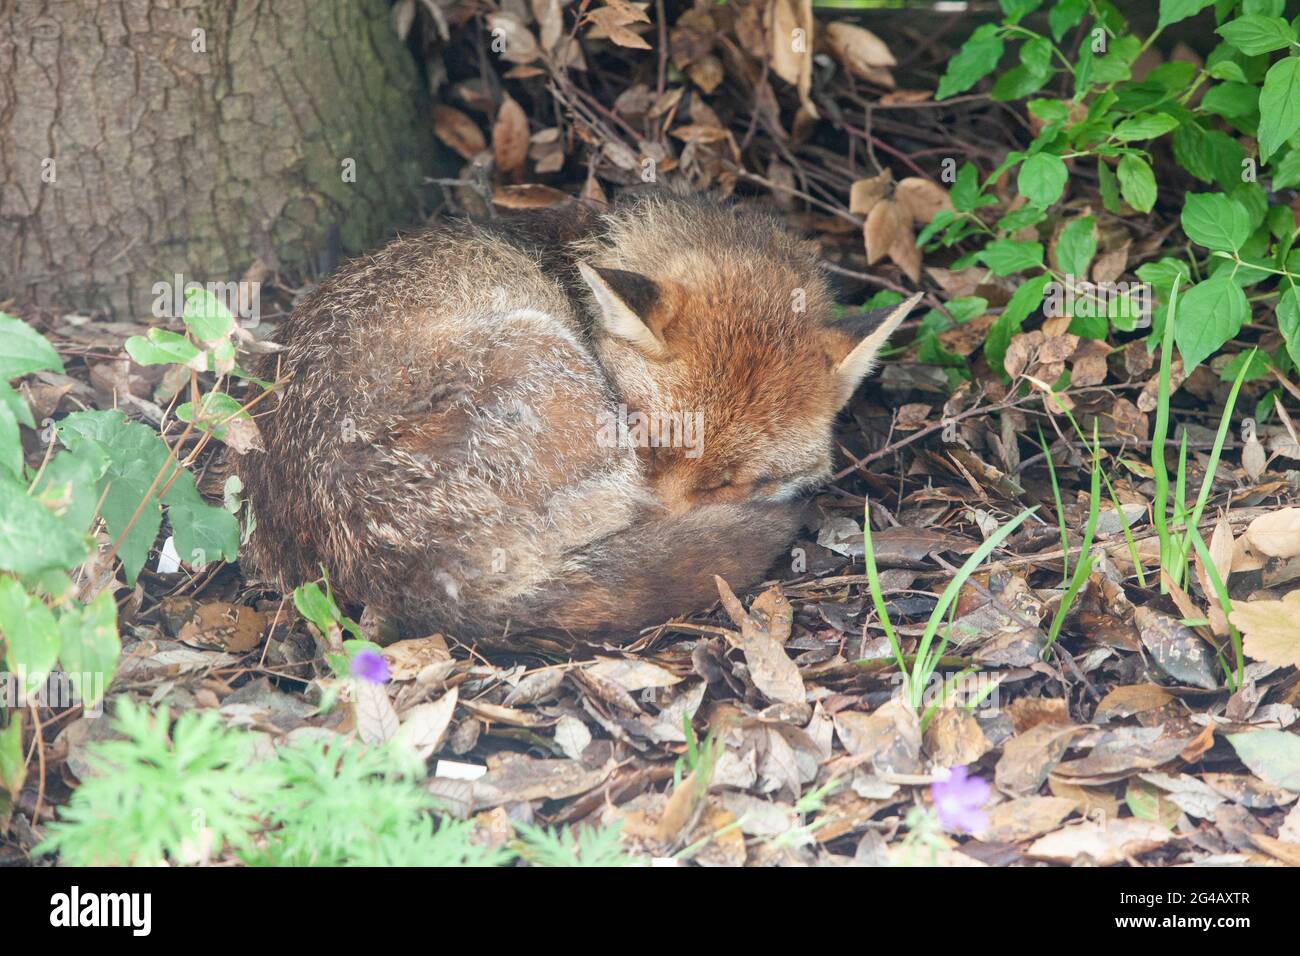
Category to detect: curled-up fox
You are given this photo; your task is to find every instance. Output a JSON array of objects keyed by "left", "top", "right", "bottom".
[{"left": 231, "top": 189, "right": 918, "bottom": 639}]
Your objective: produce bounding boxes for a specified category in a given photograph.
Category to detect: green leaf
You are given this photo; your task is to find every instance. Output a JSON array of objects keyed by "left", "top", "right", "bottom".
[
  {"left": 57, "top": 410, "right": 177, "bottom": 584},
  {"left": 949, "top": 162, "right": 988, "bottom": 212},
  {"left": 175, "top": 391, "right": 249, "bottom": 444},
  {"left": 1117, "top": 154, "right": 1157, "bottom": 213},
  {"left": 1157, "top": 0, "right": 1216, "bottom": 29},
  {"left": 1200, "top": 82, "right": 1260, "bottom": 122},
  {"left": 182, "top": 288, "right": 236, "bottom": 344},
  {"left": 124, "top": 328, "right": 204, "bottom": 369},
  {"left": 1259, "top": 56, "right": 1300, "bottom": 162},
  {"left": 1112, "top": 113, "right": 1181, "bottom": 141},
  {"left": 56, "top": 591, "right": 120, "bottom": 708},
  {"left": 936, "top": 24, "right": 1004, "bottom": 100},
  {"left": 996, "top": 206, "right": 1047, "bottom": 232},
  {"left": 29, "top": 451, "right": 100, "bottom": 536},
  {"left": 1176, "top": 277, "right": 1249, "bottom": 371},
  {"left": 1206, "top": 60, "right": 1249, "bottom": 82},
  {"left": 0, "top": 399, "right": 20, "bottom": 479},
  {"left": 169, "top": 497, "right": 240, "bottom": 570},
  {"left": 293, "top": 580, "right": 344, "bottom": 636},
  {"left": 1048, "top": 0, "right": 1087, "bottom": 41},
  {"left": 992, "top": 64, "right": 1053, "bottom": 101},
  {"left": 1216, "top": 15, "right": 1296, "bottom": 56},
  {"left": 0, "top": 474, "right": 90, "bottom": 577},
  {"left": 0, "top": 576, "right": 60, "bottom": 694},
  {"left": 0, "top": 715, "right": 24, "bottom": 817},
  {"left": 1082, "top": 34, "right": 1141, "bottom": 87},
  {"left": 1136, "top": 257, "right": 1192, "bottom": 297},
  {"left": 978, "top": 239, "right": 1046, "bottom": 276},
  {"left": 986, "top": 273, "right": 1052, "bottom": 377},
  {"left": 1017, "top": 153, "right": 1069, "bottom": 207},
  {"left": 1054, "top": 216, "right": 1097, "bottom": 278},
  {"left": 0, "top": 312, "right": 64, "bottom": 381},
  {"left": 1227, "top": 730, "right": 1300, "bottom": 791},
  {"left": 1097, "top": 159, "right": 1122, "bottom": 214},
  {"left": 1243, "top": 0, "right": 1284, "bottom": 16},
  {"left": 1180, "top": 193, "right": 1253, "bottom": 252},
  {"left": 1273, "top": 147, "right": 1300, "bottom": 189},
  {"left": 998, "top": 0, "right": 1043, "bottom": 22},
  {"left": 1279, "top": 285, "right": 1300, "bottom": 367},
  {"left": 992, "top": 37, "right": 1053, "bottom": 101},
  {"left": 1172, "top": 123, "right": 1245, "bottom": 189},
  {"left": 0, "top": 381, "right": 35, "bottom": 430}
]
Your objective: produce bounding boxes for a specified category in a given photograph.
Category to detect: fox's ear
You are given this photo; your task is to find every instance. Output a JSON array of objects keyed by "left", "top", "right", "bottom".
[
  {"left": 830, "top": 292, "right": 923, "bottom": 408},
  {"left": 578, "top": 262, "right": 666, "bottom": 357}
]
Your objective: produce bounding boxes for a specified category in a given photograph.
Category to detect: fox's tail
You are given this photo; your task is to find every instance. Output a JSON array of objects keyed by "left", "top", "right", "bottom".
[{"left": 520, "top": 501, "right": 806, "bottom": 640}]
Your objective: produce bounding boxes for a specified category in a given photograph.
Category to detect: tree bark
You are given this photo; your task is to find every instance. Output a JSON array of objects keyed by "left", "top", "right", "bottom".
[{"left": 0, "top": 0, "right": 437, "bottom": 316}]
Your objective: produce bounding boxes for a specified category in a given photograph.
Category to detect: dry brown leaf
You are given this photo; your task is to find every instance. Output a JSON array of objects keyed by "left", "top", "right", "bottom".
[
  {"left": 1133, "top": 605, "right": 1219, "bottom": 689},
  {"left": 1091, "top": 241, "right": 1130, "bottom": 284},
  {"left": 432, "top": 105, "right": 486, "bottom": 160},
  {"left": 995, "top": 722, "right": 1083, "bottom": 797},
  {"left": 532, "top": 0, "right": 564, "bottom": 51},
  {"left": 1048, "top": 778, "right": 1122, "bottom": 818},
  {"left": 491, "top": 184, "right": 574, "bottom": 209},
  {"left": 825, "top": 22, "right": 896, "bottom": 84},
  {"left": 848, "top": 170, "right": 892, "bottom": 216},
  {"left": 394, "top": 687, "right": 458, "bottom": 759},
  {"left": 1231, "top": 534, "right": 1266, "bottom": 573},
  {"left": 888, "top": 230, "right": 922, "bottom": 283},
  {"left": 1094, "top": 683, "right": 1174, "bottom": 722},
  {"left": 486, "top": 12, "right": 540, "bottom": 64},
  {"left": 1007, "top": 698, "right": 1071, "bottom": 734},
  {"left": 1250, "top": 833, "right": 1300, "bottom": 866},
  {"left": 585, "top": 1, "right": 653, "bottom": 50},
  {"left": 688, "top": 55, "right": 725, "bottom": 93},
  {"left": 472, "top": 756, "right": 610, "bottom": 808},
  {"left": 1195, "top": 513, "right": 1235, "bottom": 600},
  {"left": 461, "top": 699, "right": 551, "bottom": 728},
  {"left": 382, "top": 634, "right": 451, "bottom": 680},
  {"left": 354, "top": 679, "right": 400, "bottom": 746},
  {"left": 657, "top": 766, "right": 709, "bottom": 844},
  {"left": 586, "top": 656, "right": 682, "bottom": 692},
  {"left": 864, "top": 198, "right": 904, "bottom": 265},
  {"left": 832, "top": 699, "right": 922, "bottom": 774},
  {"left": 1230, "top": 590, "right": 1300, "bottom": 670},
  {"left": 714, "top": 577, "right": 803, "bottom": 704},
  {"left": 1026, "top": 819, "right": 1172, "bottom": 865},
  {"left": 492, "top": 95, "right": 530, "bottom": 175},
  {"left": 923, "top": 706, "right": 990, "bottom": 768},
  {"left": 177, "top": 603, "right": 266, "bottom": 654},
  {"left": 1246, "top": 508, "right": 1300, "bottom": 557},
  {"left": 765, "top": 0, "right": 816, "bottom": 115},
  {"left": 894, "top": 177, "right": 953, "bottom": 225},
  {"left": 976, "top": 796, "right": 1076, "bottom": 843}
]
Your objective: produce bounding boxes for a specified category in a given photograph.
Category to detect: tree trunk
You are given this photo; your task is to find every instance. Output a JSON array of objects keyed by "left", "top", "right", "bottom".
[{"left": 0, "top": 0, "right": 437, "bottom": 316}]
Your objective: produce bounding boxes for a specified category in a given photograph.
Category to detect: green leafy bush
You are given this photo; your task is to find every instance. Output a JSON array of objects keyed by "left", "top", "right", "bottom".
[
  {"left": 37, "top": 699, "right": 629, "bottom": 867},
  {"left": 0, "top": 292, "right": 256, "bottom": 822},
  {"left": 926, "top": 0, "right": 1300, "bottom": 384}
]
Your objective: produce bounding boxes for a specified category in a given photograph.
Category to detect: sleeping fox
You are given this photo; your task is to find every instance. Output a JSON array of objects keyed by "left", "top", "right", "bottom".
[{"left": 231, "top": 189, "right": 918, "bottom": 640}]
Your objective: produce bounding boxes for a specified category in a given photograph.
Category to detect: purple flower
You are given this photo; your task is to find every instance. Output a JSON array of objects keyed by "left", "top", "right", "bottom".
[
  {"left": 352, "top": 648, "right": 390, "bottom": 684},
  {"left": 930, "top": 765, "right": 990, "bottom": 834}
]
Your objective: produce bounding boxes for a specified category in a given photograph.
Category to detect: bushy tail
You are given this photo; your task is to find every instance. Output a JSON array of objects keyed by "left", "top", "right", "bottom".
[{"left": 520, "top": 500, "right": 806, "bottom": 640}]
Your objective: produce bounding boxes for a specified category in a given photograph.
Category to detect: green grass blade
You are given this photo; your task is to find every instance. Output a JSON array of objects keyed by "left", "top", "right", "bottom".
[
  {"left": 1151, "top": 275, "right": 1180, "bottom": 591},
  {"left": 913, "top": 508, "right": 1037, "bottom": 694},
  {"left": 1184, "top": 523, "right": 1243, "bottom": 691},
  {"left": 862, "top": 501, "right": 910, "bottom": 698},
  {"left": 1037, "top": 424, "right": 1069, "bottom": 584}
]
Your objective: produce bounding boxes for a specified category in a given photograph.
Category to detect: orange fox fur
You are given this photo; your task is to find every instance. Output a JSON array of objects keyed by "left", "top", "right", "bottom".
[{"left": 231, "top": 189, "right": 917, "bottom": 640}]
